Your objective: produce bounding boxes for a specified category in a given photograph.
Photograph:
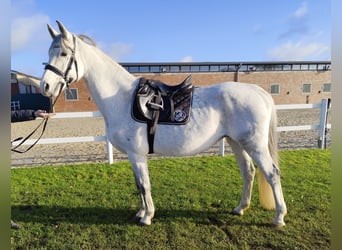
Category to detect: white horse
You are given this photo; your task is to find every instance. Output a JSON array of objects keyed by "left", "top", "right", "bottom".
[{"left": 40, "top": 21, "right": 287, "bottom": 227}]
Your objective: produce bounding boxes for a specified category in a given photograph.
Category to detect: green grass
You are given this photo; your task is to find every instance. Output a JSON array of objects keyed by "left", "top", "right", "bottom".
[{"left": 11, "top": 149, "right": 331, "bottom": 249}]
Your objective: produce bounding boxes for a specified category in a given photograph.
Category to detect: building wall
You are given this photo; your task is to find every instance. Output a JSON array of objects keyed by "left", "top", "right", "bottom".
[
  {"left": 52, "top": 79, "right": 98, "bottom": 112},
  {"left": 130, "top": 70, "right": 331, "bottom": 105},
  {"left": 52, "top": 66, "right": 331, "bottom": 112}
]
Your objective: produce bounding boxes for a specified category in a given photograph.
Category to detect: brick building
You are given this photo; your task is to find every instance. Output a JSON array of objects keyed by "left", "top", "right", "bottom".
[
  {"left": 12, "top": 61, "right": 331, "bottom": 112},
  {"left": 11, "top": 70, "right": 50, "bottom": 111},
  {"left": 122, "top": 61, "right": 331, "bottom": 105}
]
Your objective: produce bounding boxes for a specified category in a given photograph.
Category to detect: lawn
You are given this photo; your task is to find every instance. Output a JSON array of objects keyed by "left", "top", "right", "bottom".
[{"left": 11, "top": 149, "right": 331, "bottom": 249}]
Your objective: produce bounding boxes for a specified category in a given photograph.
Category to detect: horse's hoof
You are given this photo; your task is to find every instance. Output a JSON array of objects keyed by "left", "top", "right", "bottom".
[
  {"left": 231, "top": 209, "right": 243, "bottom": 216},
  {"left": 272, "top": 219, "right": 286, "bottom": 228},
  {"left": 138, "top": 220, "right": 151, "bottom": 226},
  {"left": 138, "top": 217, "right": 152, "bottom": 226}
]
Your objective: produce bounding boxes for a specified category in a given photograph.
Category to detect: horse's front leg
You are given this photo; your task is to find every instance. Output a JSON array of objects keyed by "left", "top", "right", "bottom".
[{"left": 128, "top": 153, "right": 155, "bottom": 226}]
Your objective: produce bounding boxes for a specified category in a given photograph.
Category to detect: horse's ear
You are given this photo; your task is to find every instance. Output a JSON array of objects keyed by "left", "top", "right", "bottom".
[
  {"left": 47, "top": 24, "right": 58, "bottom": 39},
  {"left": 56, "top": 20, "right": 72, "bottom": 40}
]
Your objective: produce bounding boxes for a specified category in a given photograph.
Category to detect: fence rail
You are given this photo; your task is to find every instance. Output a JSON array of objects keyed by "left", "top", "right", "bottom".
[{"left": 12, "top": 99, "right": 331, "bottom": 164}]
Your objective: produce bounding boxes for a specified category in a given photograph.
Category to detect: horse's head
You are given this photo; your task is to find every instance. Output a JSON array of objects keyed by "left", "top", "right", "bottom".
[{"left": 40, "top": 21, "right": 83, "bottom": 98}]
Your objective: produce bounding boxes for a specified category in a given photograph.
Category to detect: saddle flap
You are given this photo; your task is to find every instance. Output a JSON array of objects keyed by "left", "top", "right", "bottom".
[
  {"left": 132, "top": 76, "right": 194, "bottom": 124},
  {"left": 136, "top": 84, "right": 165, "bottom": 120},
  {"left": 137, "top": 91, "right": 155, "bottom": 120}
]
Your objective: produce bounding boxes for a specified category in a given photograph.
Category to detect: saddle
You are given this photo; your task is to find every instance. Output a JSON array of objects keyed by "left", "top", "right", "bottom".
[{"left": 132, "top": 75, "right": 194, "bottom": 153}]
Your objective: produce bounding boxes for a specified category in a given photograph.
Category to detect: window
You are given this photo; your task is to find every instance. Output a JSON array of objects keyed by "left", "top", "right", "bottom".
[
  {"left": 19, "top": 84, "right": 34, "bottom": 94},
  {"left": 300, "top": 64, "right": 309, "bottom": 70},
  {"left": 255, "top": 65, "right": 265, "bottom": 71},
  {"left": 302, "top": 83, "right": 311, "bottom": 93},
  {"left": 25, "top": 85, "right": 33, "bottom": 94},
  {"left": 274, "top": 65, "right": 283, "bottom": 71},
  {"left": 199, "top": 65, "right": 209, "bottom": 72},
  {"left": 65, "top": 88, "right": 78, "bottom": 101},
  {"left": 139, "top": 66, "right": 149, "bottom": 73},
  {"left": 322, "top": 83, "right": 331, "bottom": 93},
  {"left": 128, "top": 66, "right": 139, "bottom": 73},
  {"left": 11, "top": 73, "right": 18, "bottom": 84},
  {"left": 270, "top": 84, "right": 280, "bottom": 95},
  {"left": 11, "top": 100, "right": 20, "bottom": 111},
  {"left": 180, "top": 66, "right": 190, "bottom": 72},
  {"left": 264, "top": 65, "right": 274, "bottom": 71},
  {"left": 209, "top": 65, "right": 219, "bottom": 72},
  {"left": 309, "top": 64, "right": 317, "bottom": 70},
  {"left": 190, "top": 65, "right": 199, "bottom": 72},
  {"left": 170, "top": 66, "right": 180, "bottom": 72},
  {"left": 160, "top": 66, "right": 169, "bottom": 73},
  {"left": 150, "top": 66, "right": 160, "bottom": 73},
  {"left": 317, "top": 64, "right": 326, "bottom": 70},
  {"left": 283, "top": 64, "right": 292, "bottom": 71},
  {"left": 219, "top": 65, "right": 228, "bottom": 72},
  {"left": 292, "top": 64, "right": 301, "bottom": 70},
  {"left": 228, "top": 65, "right": 237, "bottom": 71},
  {"left": 239, "top": 65, "right": 248, "bottom": 71}
]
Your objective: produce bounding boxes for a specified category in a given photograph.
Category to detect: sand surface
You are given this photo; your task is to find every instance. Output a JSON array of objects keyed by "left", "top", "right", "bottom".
[{"left": 11, "top": 109, "right": 331, "bottom": 167}]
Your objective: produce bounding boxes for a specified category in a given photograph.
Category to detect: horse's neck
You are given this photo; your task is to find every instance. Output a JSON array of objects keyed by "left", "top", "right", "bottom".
[{"left": 77, "top": 40, "right": 137, "bottom": 114}]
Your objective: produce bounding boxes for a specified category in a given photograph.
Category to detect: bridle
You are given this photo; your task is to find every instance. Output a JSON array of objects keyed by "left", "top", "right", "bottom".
[
  {"left": 43, "top": 34, "right": 79, "bottom": 89},
  {"left": 11, "top": 35, "right": 79, "bottom": 154}
]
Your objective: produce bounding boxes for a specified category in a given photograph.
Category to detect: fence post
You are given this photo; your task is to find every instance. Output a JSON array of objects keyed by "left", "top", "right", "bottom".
[
  {"left": 218, "top": 138, "right": 225, "bottom": 156},
  {"left": 317, "top": 98, "right": 330, "bottom": 149},
  {"left": 105, "top": 126, "right": 114, "bottom": 164}
]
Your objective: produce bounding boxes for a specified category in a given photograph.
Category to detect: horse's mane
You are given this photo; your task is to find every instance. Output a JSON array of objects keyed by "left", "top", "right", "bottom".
[{"left": 77, "top": 34, "right": 96, "bottom": 47}]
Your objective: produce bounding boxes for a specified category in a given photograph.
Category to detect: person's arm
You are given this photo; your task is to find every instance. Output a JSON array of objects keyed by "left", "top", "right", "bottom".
[{"left": 11, "top": 110, "right": 36, "bottom": 123}]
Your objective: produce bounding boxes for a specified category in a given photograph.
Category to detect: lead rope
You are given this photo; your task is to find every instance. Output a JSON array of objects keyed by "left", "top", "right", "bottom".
[{"left": 11, "top": 86, "right": 62, "bottom": 154}]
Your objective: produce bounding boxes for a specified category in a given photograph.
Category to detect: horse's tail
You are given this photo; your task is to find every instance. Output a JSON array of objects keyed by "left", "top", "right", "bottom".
[{"left": 258, "top": 103, "right": 277, "bottom": 210}]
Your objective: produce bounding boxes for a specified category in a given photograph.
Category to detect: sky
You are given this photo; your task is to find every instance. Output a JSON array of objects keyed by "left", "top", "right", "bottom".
[{"left": 11, "top": 0, "right": 331, "bottom": 77}]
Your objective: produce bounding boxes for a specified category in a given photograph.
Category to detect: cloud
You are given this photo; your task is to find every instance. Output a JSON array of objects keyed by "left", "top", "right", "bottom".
[
  {"left": 279, "top": 2, "right": 310, "bottom": 40},
  {"left": 180, "top": 55, "right": 193, "bottom": 62},
  {"left": 292, "top": 2, "right": 308, "bottom": 19},
  {"left": 98, "top": 42, "right": 133, "bottom": 61},
  {"left": 11, "top": 14, "right": 50, "bottom": 52},
  {"left": 271, "top": 2, "right": 330, "bottom": 61},
  {"left": 267, "top": 41, "right": 330, "bottom": 60},
  {"left": 278, "top": 25, "right": 310, "bottom": 40}
]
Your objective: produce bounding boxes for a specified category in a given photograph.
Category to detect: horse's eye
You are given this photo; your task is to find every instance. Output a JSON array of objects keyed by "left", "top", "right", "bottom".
[{"left": 61, "top": 52, "right": 67, "bottom": 57}]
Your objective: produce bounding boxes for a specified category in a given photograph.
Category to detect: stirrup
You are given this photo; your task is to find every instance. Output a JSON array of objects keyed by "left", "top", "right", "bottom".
[{"left": 147, "top": 95, "right": 164, "bottom": 110}]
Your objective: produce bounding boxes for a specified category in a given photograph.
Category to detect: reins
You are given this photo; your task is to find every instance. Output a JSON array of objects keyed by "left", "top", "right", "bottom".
[
  {"left": 11, "top": 114, "right": 49, "bottom": 153},
  {"left": 11, "top": 92, "right": 61, "bottom": 154}
]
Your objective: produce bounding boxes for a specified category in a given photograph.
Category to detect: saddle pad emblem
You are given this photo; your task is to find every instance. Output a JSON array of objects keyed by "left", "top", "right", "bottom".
[{"left": 173, "top": 109, "right": 187, "bottom": 122}]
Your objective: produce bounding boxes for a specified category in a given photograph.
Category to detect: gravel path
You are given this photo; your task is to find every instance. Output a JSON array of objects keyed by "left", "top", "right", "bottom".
[{"left": 11, "top": 109, "right": 331, "bottom": 167}]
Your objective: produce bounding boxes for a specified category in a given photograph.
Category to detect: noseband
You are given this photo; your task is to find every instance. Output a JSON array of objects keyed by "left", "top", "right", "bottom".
[{"left": 43, "top": 35, "right": 79, "bottom": 88}]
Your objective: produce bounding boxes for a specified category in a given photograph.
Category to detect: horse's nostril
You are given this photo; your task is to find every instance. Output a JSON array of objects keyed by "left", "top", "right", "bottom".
[{"left": 44, "top": 83, "right": 50, "bottom": 92}]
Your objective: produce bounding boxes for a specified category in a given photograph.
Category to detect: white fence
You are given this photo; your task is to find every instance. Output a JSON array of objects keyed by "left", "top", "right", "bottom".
[{"left": 13, "top": 99, "right": 331, "bottom": 164}]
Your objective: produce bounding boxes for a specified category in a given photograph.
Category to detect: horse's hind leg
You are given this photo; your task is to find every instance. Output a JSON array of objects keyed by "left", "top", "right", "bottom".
[
  {"left": 227, "top": 138, "right": 256, "bottom": 216},
  {"left": 245, "top": 146, "right": 287, "bottom": 227},
  {"left": 128, "top": 153, "right": 155, "bottom": 226}
]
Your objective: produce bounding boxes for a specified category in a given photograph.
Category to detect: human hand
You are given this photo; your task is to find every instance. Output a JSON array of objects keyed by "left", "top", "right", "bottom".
[{"left": 34, "top": 110, "right": 56, "bottom": 119}]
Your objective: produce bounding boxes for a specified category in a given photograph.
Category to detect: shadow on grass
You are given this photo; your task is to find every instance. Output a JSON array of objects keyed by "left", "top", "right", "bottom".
[{"left": 11, "top": 205, "right": 272, "bottom": 227}]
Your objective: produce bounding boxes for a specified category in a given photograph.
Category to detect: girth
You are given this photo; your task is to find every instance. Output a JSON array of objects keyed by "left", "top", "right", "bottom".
[{"left": 132, "top": 75, "right": 194, "bottom": 153}]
